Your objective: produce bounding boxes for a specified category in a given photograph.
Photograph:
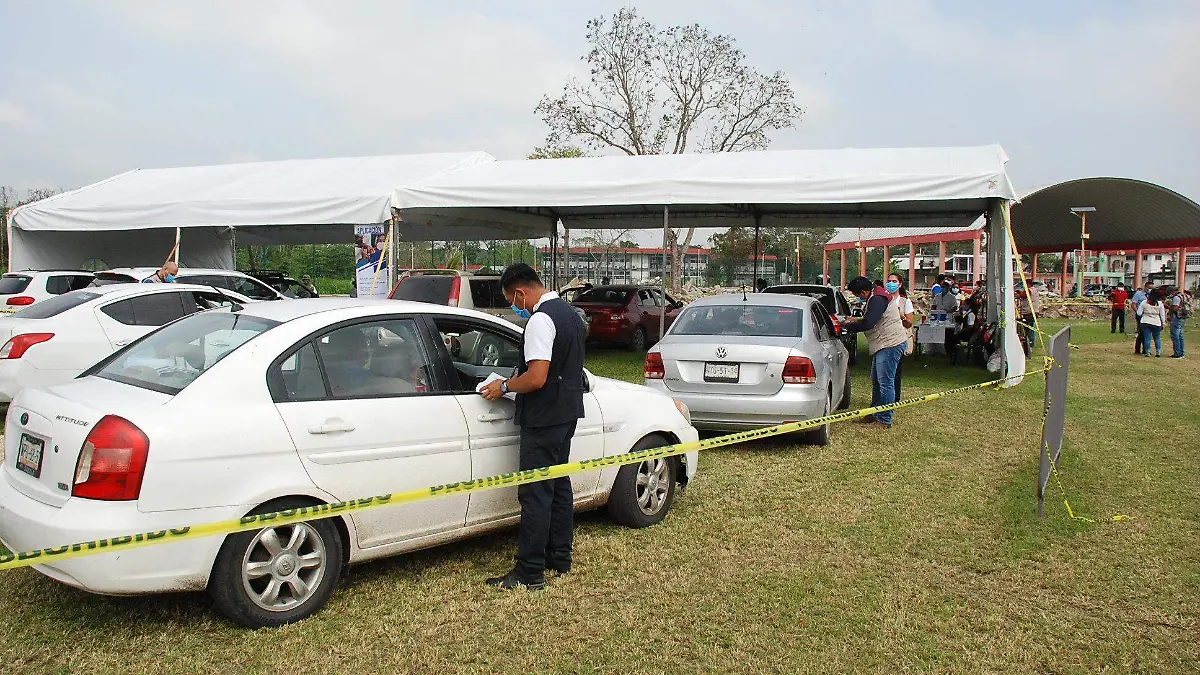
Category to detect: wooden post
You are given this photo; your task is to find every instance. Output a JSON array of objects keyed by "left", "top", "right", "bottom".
[
  {"left": 1133, "top": 249, "right": 1143, "bottom": 289},
  {"left": 1031, "top": 253, "right": 1039, "bottom": 285},
  {"left": 938, "top": 240, "right": 947, "bottom": 274},
  {"left": 882, "top": 245, "right": 890, "bottom": 279},
  {"left": 822, "top": 250, "right": 829, "bottom": 285},
  {"left": 1178, "top": 248, "right": 1187, "bottom": 289},
  {"left": 908, "top": 243, "right": 917, "bottom": 291},
  {"left": 858, "top": 246, "right": 867, "bottom": 277},
  {"left": 839, "top": 249, "right": 847, "bottom": 288}
]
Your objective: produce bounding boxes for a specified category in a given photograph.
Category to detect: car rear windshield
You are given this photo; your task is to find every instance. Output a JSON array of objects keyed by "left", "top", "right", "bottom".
[
  {"left": 393, "top": 275, "right": 453, "bottom": 304},
  {"left": 91, "top": 272, "right": 138, "bottom": 286},
  {"left": 672, "top": 304, "right": 804, "bottom": 338},
  {"left": 90, "top": 311, "right": 279, "bottom": 395},
  {"left": 12, "top": 291, "right": 101, "bottom": 318},
  {"left": 575, "top": 288, "right": 631, "bottom": 304},
  {"left": 763, "top": 286, "right": 835, "bottom": 314},
  {"left": 0, "top": 275, "right": 32, "bottom": 294},
  {"left": 468, "top": 278, "right": 506, "bottom": 308}
]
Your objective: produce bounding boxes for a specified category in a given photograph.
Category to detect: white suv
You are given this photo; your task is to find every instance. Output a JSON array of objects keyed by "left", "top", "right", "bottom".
[
  {"left": 92, "top": 267, "right": 285, "bottom": 301},
  {"left": 0, "top": 270, "right": 96, "bottom": 314}
]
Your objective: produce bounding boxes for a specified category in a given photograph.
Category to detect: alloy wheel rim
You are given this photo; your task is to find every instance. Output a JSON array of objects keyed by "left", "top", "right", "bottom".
[
  {"left": 241, "top": 522, "right": 327, "bottom": 612},
  {"left": 635, "top": 457, "right": 670, "bottom": 515}
]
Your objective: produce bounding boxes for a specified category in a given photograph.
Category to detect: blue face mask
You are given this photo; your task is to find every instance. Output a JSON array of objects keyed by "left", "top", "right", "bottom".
[
  {"left": 511, "top": 292, "right": 531, "bottom": 319},
  {"left": 885, "top": 281, "right": 900, "bottom": 294},
  {"left": 164, "top": 274, "right": 176, "bottom": 283}
]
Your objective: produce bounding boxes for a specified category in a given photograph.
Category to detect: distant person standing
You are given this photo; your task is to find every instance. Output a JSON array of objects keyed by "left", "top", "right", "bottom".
[
  {"left": 1138, "top": 290, "right": 1167, "bottom": 357},
  {"left": 142, "top": 261, "right": 178, "bottom": 283},
  {"left": 1132, "top": 282, "right": 1153, "bottom": 354},
  {"left": 1169, "top": 286, "right": 1190, "bottom": 358},
  {"left": 1108, "top": 283, "right": 1129, "bottom": 334}
]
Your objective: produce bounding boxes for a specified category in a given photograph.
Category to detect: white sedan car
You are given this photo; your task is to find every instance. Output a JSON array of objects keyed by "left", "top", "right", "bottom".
[
  {"left": 0, "top": 299, "right": 698, "bottom": 628},
  {"left": 0, "top": 284, "right": 250, "bottom": 403}
]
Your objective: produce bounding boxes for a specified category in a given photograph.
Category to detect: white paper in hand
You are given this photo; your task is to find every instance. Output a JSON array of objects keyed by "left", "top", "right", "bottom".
[{"left": 476, "top": 372, "right": 516, "bottom": 401}]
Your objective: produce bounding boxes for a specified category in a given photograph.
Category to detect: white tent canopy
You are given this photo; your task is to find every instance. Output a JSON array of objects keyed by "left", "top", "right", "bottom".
[
  {"left": 391, "top": 145, "right": 1016, "bottom": 233},
  {"left": 8, "top": 151, "right": 496, "bottom": 270}
]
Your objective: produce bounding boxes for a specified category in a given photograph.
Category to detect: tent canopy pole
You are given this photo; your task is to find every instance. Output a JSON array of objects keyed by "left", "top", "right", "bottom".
[{"left": 660, "top": 206, "right": 668, "bottom": 340}]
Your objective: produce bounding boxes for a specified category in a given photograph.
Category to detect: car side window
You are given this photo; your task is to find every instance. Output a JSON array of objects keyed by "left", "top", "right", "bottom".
[
  {"left": 638, "top": 290, "right": 655, "bottom": 307},
  {"left": 130, "top": 292, "right": 189, "bottom": 326},
  {"left": 308, "top": 319, "right": 434, "bottom": 399},
  {"left": 45, "top": 275, "right": 72, "bottom": 295},
  {"left": 275, "top": 343, "right": 328, "bottom": 402},
  {"left": 814, "top": 305, "right": 836, "bottom": 341},
  {"left": 431, "top": 318, "right": 522, "bottom": 392},
  {"left": 100, "top": 298, "right": 136, "bottom": 324},
  {"left": 232, "top": 277, "right": 279, "bottom": 301}
]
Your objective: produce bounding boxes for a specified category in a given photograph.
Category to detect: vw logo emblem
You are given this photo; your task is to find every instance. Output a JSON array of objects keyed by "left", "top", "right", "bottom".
[
  {"left": 19, "top": 413, "right": 28, "bottom": 426},
  {"left": 715, "top": 347, "right": 727, "bottom": 359}
]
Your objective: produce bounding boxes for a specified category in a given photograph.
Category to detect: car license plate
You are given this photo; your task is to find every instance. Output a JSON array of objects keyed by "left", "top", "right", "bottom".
[
  {"left": 703, "top": 362, "right": 740, "bottom": 383},
  {"left": 16, "top": 433, "right": 44, "bottom": 478}
]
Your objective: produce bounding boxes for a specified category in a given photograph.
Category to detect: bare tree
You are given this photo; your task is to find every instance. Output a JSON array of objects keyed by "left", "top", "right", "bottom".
[{"left": 536, "top": 8, "right": 802, "bottom": 290}]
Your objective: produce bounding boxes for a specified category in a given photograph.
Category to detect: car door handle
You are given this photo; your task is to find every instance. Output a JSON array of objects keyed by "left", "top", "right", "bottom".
[
  {"left": 307, "top": 421, "right": 356, "bottom": 434},
  {"left": 477, "top": 412, "right": 513, "bottom": 423}
]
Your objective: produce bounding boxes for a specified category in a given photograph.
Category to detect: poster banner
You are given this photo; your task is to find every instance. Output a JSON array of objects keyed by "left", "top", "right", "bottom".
[{"left": 354, "top": 224, "right": 389, "bottom": 299}]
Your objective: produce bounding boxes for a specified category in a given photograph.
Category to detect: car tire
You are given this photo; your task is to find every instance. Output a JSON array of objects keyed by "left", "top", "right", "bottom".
[
  {"left": 607, "top": 435, "right": 677, "bottom": 528},
  {"left": 846, "top": 337, "right": 858, "bottom": 365},
  {"left": 208, "top": 498, "right": 345, "bottom": 629},
  {"left": 629, "top": 326, "right": 648, "bottom": 352},
  {"left": 803, "top": 390, "right": 833, "bottom": 446},
  {"left": 837, "top": 372, "right": 851, "bottom": 411}
]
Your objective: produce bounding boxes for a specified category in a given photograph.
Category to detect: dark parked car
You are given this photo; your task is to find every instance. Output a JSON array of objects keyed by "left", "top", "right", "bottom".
[
  {"left": 573, "top": 285, "right": 683, "bottom": 351},
  {"left": 762, "top": 284, "right": 859, "bottom": 363}
]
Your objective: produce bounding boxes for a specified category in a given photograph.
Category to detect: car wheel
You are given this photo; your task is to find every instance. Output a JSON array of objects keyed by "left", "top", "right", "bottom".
[
  {"left": 803, "top": 390, "right": 833, "bottom": 446},
  {"left": 846, "top": 338, "right": 858, "bottom": 365},
  {"left": 477, "top": 335, "right": 502, "bottom": 367},
  {"left": 208, "top": 499, "right": 345, "bottom": 628},
  {"left": 629, "top": 326, "right": 647, "bottom": 352},
  {"left": 607, "top": 435, "right": 677, "bottom": 528},
  {"left": 836, "top": 371, "right": 851, "bottom": 410}
]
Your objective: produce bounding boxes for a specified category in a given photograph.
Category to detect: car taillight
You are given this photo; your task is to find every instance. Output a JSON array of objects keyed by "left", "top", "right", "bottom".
[
  {"left": 0, "top": 333, "right": 54, "bottom": 359},
  {"left": 72, "top": 416, "right": 150, "bottom": 501},
  {"left": 782, "top": 356, "right": 817, "bottom": 384},
  {"left": 644, "top": 352, "right": 665, "bottom": 380},
  {"left": 5, "top": 296, "right": 34, "bottom": 306},
  {"left": 829, "top": 315, "right": 842, "bottom": 335},
  {"left": 610, "top": 313, "right": 624, "bottom": 321},
  {"left": 448, "top": 276, "right": 462, "bottom": 307}
]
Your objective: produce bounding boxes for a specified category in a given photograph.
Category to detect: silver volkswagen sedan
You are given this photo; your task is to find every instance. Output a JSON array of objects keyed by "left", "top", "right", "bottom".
[{"left": 643, "top": 294, "right": 850, "bottom": 445}]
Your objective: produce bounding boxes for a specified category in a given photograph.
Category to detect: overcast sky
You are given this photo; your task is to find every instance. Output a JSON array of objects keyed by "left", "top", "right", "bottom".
[{"left": 3, "top": 0, "right": 1198, "bottom": 214}]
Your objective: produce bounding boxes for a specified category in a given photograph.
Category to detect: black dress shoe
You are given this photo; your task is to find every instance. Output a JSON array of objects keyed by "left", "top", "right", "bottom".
[
  {"left": 485, "top": 569, "right": 546, "bottom": 591},
  {"left": 547, "top": 561, "right": 571, "bottom": 575}
]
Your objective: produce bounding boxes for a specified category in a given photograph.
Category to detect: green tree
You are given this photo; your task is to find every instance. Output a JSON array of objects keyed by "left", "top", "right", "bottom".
[{"left": 536, "top": 7, "right": 803, "bottom": 292}]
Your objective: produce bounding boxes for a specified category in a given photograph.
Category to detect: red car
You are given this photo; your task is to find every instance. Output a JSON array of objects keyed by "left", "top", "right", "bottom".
[{"left": 573, "top": 285, "right": 683, "bottom": 351}]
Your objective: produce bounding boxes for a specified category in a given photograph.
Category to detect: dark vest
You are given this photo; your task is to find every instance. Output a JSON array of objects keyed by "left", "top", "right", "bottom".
[{"left": 515, "top": 296, "right": 586, "bottom": 428}]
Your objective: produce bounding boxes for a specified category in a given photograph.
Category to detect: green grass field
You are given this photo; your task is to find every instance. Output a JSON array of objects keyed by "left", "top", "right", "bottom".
[{"left": 0, "top": 321, "right": 1196, "bottom": 673}]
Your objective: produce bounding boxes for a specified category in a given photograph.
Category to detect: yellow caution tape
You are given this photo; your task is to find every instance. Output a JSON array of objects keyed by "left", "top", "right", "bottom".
[{"left": 0, "top": 364, "right": 1088, "bottom": 573}]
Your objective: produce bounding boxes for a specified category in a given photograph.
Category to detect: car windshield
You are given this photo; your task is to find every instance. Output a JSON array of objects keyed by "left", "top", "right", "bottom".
[
  {"left": 393, "top": 275, "right": 453, "bottom": 304},
  {"left": 12, "top": 291, "right": 101, "bottom": 318},
  {"left": 0, "top": 275, "right": 32, "bottom": 294},
  {"left": 576, "top": 288, "right": 631, "bottom": 304},
  {"left": 672, "top": 304, "right": 804, "bottom": 338},
  {"left": 763, "top": 287, "right": 835, "bottom": 314},
  {"left": 91, "top": 311, "right": 279, "bottom": 395}
]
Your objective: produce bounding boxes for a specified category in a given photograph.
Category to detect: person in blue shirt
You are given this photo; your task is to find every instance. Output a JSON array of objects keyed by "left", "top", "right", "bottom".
[{"left": 1131, "top": 282, "right": 1153, "bottom": 355}]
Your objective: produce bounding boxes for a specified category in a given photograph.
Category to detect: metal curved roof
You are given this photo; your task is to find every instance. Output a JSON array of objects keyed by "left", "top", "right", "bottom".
[{"left": 1011, "top": 178, "right": 1200, "bottom": 253}]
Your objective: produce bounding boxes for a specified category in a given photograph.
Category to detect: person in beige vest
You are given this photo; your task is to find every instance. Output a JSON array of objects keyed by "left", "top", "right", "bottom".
[{"left": 843, "top": 276, "right": 908, "bottom": 428}]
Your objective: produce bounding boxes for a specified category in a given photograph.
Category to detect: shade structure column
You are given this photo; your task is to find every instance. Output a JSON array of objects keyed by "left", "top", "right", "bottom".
[
  {"left": 938, "top": 240, "right": 947, "bottom": 274},
  {"left": 1031, "top": 253, "right": 1039, "bottom": 285},
  {"left": 822, "top": 250, "right": 829, "bottom": 285},
  {"left": 1178, "top": 248, "right": 1187, "bottom": 289},
  {"left": 1060, "top": 252, "right": 1070, "bottom": 296},
  {"left": 1133, "top": 250, "right": 1144, "bottom": 288},
  {"left": 882, "top": 245, "right": 890, "bottom": 279},
  {"left": 660, "top": 206, "right": 668, "bottom": 340},
  {"left": 858, "top": 246, "right": 867, "bottom": 277},
  {"left": 908, "top": 244, "right": 917, "bottom": 291},
  {"left": 973, "top": 233, "right": 983, "bottom": 285},
  {"left": 839, "top": 249, "right": 847, "bottom": 288}
]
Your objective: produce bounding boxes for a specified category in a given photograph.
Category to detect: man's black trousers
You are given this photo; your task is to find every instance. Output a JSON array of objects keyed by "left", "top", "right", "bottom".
[
  {"left": 1111, "top": 308, "right": 1125, "bottom": 334},
  {"left": 515, "top": 421, "right": 577, "bottom": 580}
]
